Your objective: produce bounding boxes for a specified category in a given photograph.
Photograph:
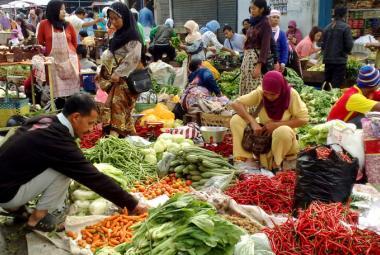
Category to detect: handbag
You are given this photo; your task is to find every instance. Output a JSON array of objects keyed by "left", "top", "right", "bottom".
[
  {"left": 113, "top": 55, "right": 152, "bottom": 94},
  {"left": 241, "top": 101, "right": 272, "bottom": 155},
  {"left": 253, "top": 48, "right": 274, "bottom": 75}
]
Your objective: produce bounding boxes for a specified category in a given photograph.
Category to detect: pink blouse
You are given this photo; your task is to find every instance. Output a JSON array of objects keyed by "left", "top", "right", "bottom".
[{"left": 295, "top": 36, "right": 319, "bottom": 58}]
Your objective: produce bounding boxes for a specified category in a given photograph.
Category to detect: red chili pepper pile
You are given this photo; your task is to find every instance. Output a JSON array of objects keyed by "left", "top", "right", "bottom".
[
  {"left": 315, "top": 146, "right": 352, "bottom": 163},
  {"left": 263, "top": 202, "right": 380, "bottom": 255},
  {"left": 203, "top": 134, "right": 233, "bottom": 157},
  {"left": 80, "top": 124, "right": 103, "bottom": 149},
  {"left": 135, "top": 121, "right": 163, "bottom": 139},
  {"left": 225, "top": 171, "right": 297, "bottom": 214}
]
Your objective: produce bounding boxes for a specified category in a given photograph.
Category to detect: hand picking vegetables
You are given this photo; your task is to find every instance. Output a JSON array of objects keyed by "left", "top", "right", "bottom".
[
  {"left": 83, "top": 136, "right": 158, "bottom": 189},
  {"left": 130, "top": 174, "right": 192, "bottom": 200},
  {"left": 263, "top": 202, "right": 380, "bottom": 255},
  {"left": 68, "top": 209, "right": 148, "bottom": 253},
  {"left": 168, "top": 145, "right": 237, "bottom": 189},
  {"left": 225, "top": 171, "right": 296, "bottom": 214},
  {"left": 122, "top": 194, "right": 246, "bottom": 255}
]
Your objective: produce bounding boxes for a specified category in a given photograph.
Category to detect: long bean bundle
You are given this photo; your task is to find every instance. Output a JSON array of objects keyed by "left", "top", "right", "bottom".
[{"left": 83, "top": 136, "right": 158, "bottom": 188}]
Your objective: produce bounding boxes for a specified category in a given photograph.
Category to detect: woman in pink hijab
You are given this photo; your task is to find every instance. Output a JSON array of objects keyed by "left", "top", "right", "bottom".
[
  {"left": 230, "top": 71, "right": 309, "bottom": 171},
  {"left": 286, "top": 20, "right": 303, "bottom": 45}
]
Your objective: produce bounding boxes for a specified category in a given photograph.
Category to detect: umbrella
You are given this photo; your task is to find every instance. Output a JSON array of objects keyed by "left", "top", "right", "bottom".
[{"left": 5, "top": 1, "right": 31, "bottom": 8}]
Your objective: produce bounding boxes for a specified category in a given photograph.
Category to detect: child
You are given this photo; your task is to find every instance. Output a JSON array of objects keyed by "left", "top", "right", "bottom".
[{"left": 77, "top": 44, "right": 96, "bottom": 70}]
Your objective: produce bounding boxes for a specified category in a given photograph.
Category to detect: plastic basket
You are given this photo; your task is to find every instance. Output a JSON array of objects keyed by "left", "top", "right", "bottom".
[
  {"left": 200, "top": 113, "right": 232, "bottom": 128},
  {"left": 135, "top": 103, "right": 156, "bottom": 113},
  {"left": 0, "top": 98, "right": 30, "bottom": 127}
]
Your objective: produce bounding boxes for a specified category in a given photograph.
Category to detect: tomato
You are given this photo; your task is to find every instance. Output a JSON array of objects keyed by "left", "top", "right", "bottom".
[
  {"left": 138, "top": 186, "right": 146, "bottom": 192},
  {"left": 185, "top": 180, "right": 192, "bottom": 186}
]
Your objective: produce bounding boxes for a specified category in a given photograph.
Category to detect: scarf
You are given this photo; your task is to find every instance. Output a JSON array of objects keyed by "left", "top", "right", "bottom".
[
  {"left": 46, "top": 0, "right": 67, "bottom": 30},
  {"left": 272, "top": 26, "right": 280, "bottom": 42},
  {"left": 262, "top": 71, "right": 291, "bottom": 121},
  {"left": 200, "top": 20, "right": 220, "bottom": 34},
  {"left": 249, "top": 15, "right": 265, "bottom": 27},
  {"left": 184, "top": 20, "right": 202, "bottom": 44},
  {"left": 108, "top": 2, "right": 141, "bottom": 53}
]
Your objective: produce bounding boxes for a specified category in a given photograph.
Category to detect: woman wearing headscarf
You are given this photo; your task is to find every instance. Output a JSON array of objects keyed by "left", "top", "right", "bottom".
[
  {"left": 286, "top": 20, "right": 303, "bottom": 45},
  {"left": 180, "top": 20, "right": 205, "bottom": 61},
  {"left": 230, "top": 71, "right": 309, "bottom": 171},
  {"left": 38, "top": 0, "right": 80, "bottom": 108},
  {"left": 96, "top": 2, "right": 143, "bottom": 137},
  {"left": 148, "top": 18, "right": 176, "bottom": 61},
  {"left": 269, "top": 10, "right": 288, "bottom": 73},
  {"left": 200, "top": 20, "right": 236, "bottom": 56},
  {"left": 240, "top": 0, "right": 272, "bottom": 96},
  {"left": 16, "top": 16, "right": 34, "bottom": 44},
  {"left": 0, "top": 10, "right": 11, "bottom": 31}
]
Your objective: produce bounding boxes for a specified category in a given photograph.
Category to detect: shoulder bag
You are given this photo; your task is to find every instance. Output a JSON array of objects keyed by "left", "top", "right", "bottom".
[
  {"left": 241, "top": 101, "right": 272, "bottom": 155},
  {"left": 113, "top": 55, "right": 152, "bottom": 94}
]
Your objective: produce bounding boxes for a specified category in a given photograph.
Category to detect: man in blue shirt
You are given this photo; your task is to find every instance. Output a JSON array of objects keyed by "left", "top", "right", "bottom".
[
  {"left": 223, "top": 25, "right": 245, "bottom": 56},
  {"left": 139, "top": 1, "right": 155, "bottom": 42}
]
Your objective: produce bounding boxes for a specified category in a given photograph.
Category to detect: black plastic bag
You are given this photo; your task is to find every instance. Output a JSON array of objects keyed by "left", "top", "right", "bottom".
[{"left": 294, "top": 144, "right": 359, "bottom": 212}]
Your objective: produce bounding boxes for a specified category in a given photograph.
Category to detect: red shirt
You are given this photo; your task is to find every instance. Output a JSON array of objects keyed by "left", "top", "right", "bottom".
[
  {"left": 328, "top": 86, "right": 380, "bottom": 122},
  {"left": 37, "top": 20, "right": 77, "bottom": 56}
]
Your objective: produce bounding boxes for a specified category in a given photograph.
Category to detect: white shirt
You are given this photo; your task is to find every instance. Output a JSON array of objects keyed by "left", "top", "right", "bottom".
[
  {"left": 57, "top": 113, "right": 74, "bottom": 137},
  {"left": 66, "top": 15, "right": 84, "bottom": 35},
  {"left": 201, "top": 31, "right": 223, "bottom": 50}
]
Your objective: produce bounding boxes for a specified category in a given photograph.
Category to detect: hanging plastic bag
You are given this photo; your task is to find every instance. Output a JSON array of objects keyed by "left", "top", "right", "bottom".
[
  {"left": 294, "top": 144, "right": 359, "bottom": 211},
  {"left": 327, "top": 120, "right": 364, "bottom": 179}
]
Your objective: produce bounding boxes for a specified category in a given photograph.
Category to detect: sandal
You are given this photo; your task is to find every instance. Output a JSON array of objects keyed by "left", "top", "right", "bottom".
[
  {"left": 0, "top": 205, "right": 31, "bottom": 222},
  {"left": 25, "top": 213, "right": 65, "bottom": 232}
]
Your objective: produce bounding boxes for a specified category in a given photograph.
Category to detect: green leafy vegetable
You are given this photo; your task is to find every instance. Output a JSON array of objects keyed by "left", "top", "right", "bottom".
[
  {"left": 123, "top": 194, "right": 245, "bottom": 255},
  {"left": 218, "top": 69, "right": 240, "bottom": 99}
]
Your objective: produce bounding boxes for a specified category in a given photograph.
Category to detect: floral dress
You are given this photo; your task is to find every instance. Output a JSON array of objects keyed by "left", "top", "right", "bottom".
[{"left": 97, "top": 40, "right": 142, "bottom": 136}]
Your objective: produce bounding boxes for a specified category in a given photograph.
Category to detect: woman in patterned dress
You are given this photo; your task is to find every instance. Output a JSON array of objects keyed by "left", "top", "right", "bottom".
[
  {"left": 240, "top": 0, "right": 272, "bottom": 96},
  {"left": 96, "top": 2, "right": 144, "bottom": 137}
]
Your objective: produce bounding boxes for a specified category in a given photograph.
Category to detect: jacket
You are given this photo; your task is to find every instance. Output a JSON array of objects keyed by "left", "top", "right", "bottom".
[{"left": 322, "top": 20, "right": 353, "bottom": 64}]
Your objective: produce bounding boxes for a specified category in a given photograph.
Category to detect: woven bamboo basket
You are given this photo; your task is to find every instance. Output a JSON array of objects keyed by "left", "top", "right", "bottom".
[{"left": 200, "top": 113, "right": 232, "bottom": 128}]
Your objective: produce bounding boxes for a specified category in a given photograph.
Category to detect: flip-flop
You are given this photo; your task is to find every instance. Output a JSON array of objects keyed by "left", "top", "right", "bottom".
[
  {"left": 25, "top": 213, "right": 65, "bottom": 232},
  {"left": 0, "top": 205, "right": 31, "bottom": 222}
]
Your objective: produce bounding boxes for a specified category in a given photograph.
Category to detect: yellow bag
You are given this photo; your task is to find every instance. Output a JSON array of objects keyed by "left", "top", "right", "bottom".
[
  {"left": 202, "top": 61, "right": 221, "bottom": 80},
  {"left": 154, "top": 103, "right": 175, "bottom": 120}
]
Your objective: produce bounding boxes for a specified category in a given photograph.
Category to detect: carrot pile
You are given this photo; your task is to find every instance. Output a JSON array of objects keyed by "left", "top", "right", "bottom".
[
  {"left": 263, "top": 202, "right": 380, "bottom": 255},
  {"left": 225, "top": 171, "right": 297, "bottom": 214},
  {"left": 66, "top": 210, "right": 147, "bottom": 252},
  {"left": 130, "top": 174, "right": 192, "bottom": 200}
]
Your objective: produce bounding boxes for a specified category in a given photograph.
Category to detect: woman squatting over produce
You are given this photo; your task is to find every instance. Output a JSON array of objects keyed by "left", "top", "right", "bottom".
[{"left": 230, "top": 71, "right": 309, "bottom": 171}]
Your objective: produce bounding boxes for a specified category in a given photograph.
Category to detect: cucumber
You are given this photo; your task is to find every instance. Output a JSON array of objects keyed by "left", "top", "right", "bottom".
[
  {"left": 189, "top": 170, "right": 201, "bottom": 176},
  {"left": 174, "top": 165, "right": 186, "bottom": 173},
  {"left": 182, "top": 166, "right": 190, "bottom": 174},
  {"left": 197, "top": 179, "right": 209, "bottom": 185},
  {"left": 199, "top": 166, "right": 213, "bottom": 172},
  {"left": 201, "top": 160, "right": 222, "bottom": 169},
  {"left": 198, "top": 156, "right": 234, "bottom": 168},
  {"left": 186, "top": 154, "right": 199, "bottom": 163},
  {"left": 170, "top": 160, "right": 183, "bottom": 167},
  {"left": 188, "top": 164, "right": 197, "bottom": 171},
  {"left": 191, "top": 175, "right": 202, "bottom": 181},
  {"left": 201, "top": 172, "right": 225, "bottom": 178}
]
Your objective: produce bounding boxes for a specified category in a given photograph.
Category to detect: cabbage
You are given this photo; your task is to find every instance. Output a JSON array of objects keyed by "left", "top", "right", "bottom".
[
  {"left": 158, "top": 133, "right": 173, "bottom": 141},
  {"left": 145, "top": 154, "right": 157, "bottom": 164},
  {"left": 153, "top": 140, "right": 166, "bottom": 153},
  {"left": 72, "top": 189, "right": 99, "bottom": 201},
  {"left": 70, "top": 200, "right": 90, "bottom": 216},
  {"left": 167, "top": 143, "right": 181, "bottom": 154},
  {"left": 180, "top": 142, "right": 192, "bottom": 150},
  {"left": 172, "top": 134, "right": 186, "bottom": 143},
  {"left": 89, "top": 198, "right": 109, "bottom": 215},
  {"left": 95, "top": 247, "right": 121, "bottom": 255},
  {"left": 141, "top": 148, "right": 155, "bottom": 156}
]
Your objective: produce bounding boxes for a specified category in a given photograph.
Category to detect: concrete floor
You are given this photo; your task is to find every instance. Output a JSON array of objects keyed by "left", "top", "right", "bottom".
[{"left": 0, "top": 217, "right": 28, "bottom": 255}]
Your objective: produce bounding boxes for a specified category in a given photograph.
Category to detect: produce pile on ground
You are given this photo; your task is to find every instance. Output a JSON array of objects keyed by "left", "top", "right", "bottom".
[
  {"left": 67, "top": 210, "right": 147, "bottom": 253},
  {"left": 298, "top": 85, "right": 341, "bottom": 124},
  {"left": 263, "top": 202, "right": 380, "bottom": 255},
  {"left": 130, "top": 174, "right": 192, "bottom": 200},
  {"left": 218, "top": 69, "right": 240, "bottom": 99},
  {"left": 120, "top": 194, "right": 246, "bottom": 255},
  {"left": 80, "top": 124, "right": 103, "bottom": 149},
  {"left": 83, "top": 137, "right": 158, "bottom": 189},
  {"left": 221, "top": 215, "right": 261, "bottom": 234},
  {"left": 225, "top": 171, "right": 297, "bottom": 214},
  {"left": 167, "top": 145, "right": 237, "bottom": 190},
  {"left": 175, "top": 52, "right": 187, "bottom": 65},
  {"left": 286, "top": 67, "right": 342, "bottom": 124}
]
